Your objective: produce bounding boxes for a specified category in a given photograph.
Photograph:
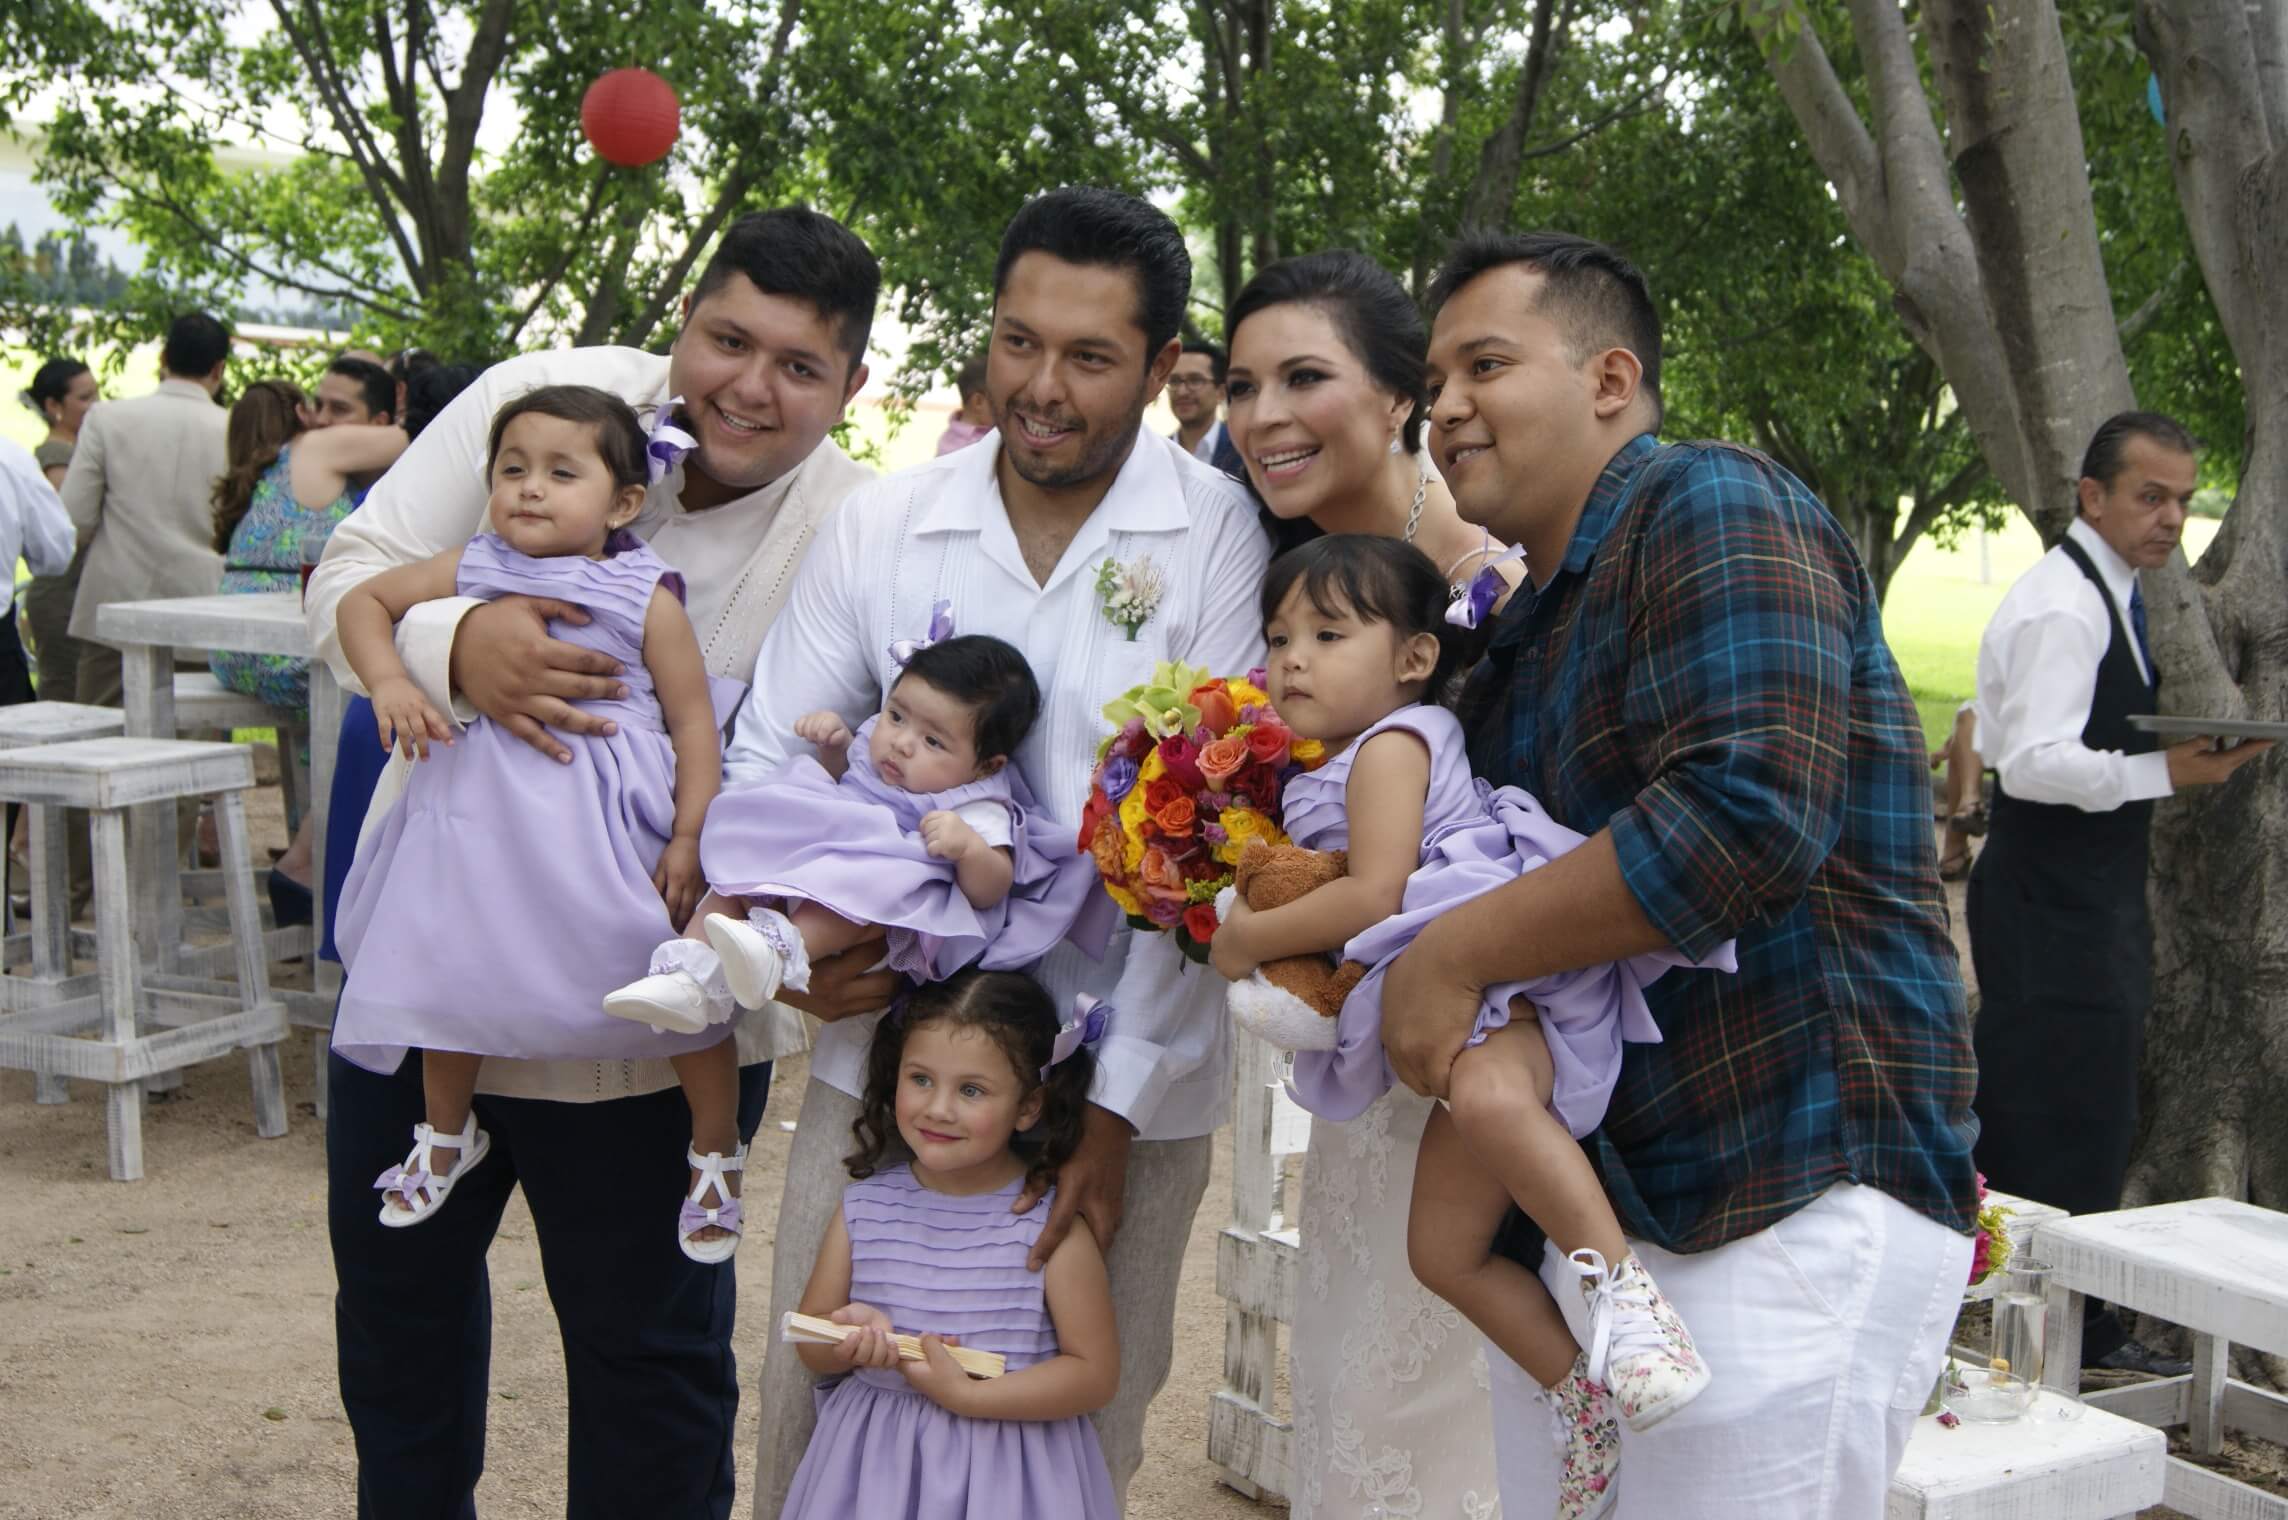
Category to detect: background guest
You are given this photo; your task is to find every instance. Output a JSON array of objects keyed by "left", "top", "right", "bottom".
[{"left": 934, "top": 352, "right": 996, "bottom": 455}]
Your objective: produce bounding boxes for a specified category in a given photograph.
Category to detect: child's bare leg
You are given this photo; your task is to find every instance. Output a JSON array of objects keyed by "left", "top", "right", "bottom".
[
  {"left": 672, "top": 1036, "right": 742, "bottom": 1246},
  {"left": 786, "top": 900, "right": 874, "bottom": 962},
  {"left": 1409, "top": 1100, "right": 1581, "bottom": 1387},
  {"left": 687, "top": 888, "right": 745, "bottom": 939},
  {"left": 389, "top": 1049, "right": 484, "bottom": 1210},
  {"left": 1446, "top": 1014, "right": 1627, "bottom": 1264}
]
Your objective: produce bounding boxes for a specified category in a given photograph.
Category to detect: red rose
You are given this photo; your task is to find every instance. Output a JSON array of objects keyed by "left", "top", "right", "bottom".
[
  {"left": 1157, "top": 734, "right": 1205, "bottom": 790},
  {"left": 1077, "top": 786, "right": 1111, "bottom": 851},
  {"left": 1183, "top": 903, "right": 1221, "bottom": 943},
  {"left": 1244, "top": 722, "right": 1290, "bottom": 768},
  {"left": 1231, "top": 763, "right": 1281, "bottom": 809},
  {"left": 1189, "top": 682, "right": 1238, "bottom": 736},
  {"left": 1144, "top": 775, "right": 1185, "bottom": 816}
]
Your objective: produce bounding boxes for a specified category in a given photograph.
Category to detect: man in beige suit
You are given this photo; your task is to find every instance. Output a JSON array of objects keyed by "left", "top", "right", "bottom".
[{"left": 61, "top": 311, "right": 231, "bottom": 706}]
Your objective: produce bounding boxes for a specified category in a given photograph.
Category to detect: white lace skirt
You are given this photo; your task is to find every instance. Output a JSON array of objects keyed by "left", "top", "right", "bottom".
[{"left": 1289, "top": 1089, "right": 1503, "bottom": 1519}]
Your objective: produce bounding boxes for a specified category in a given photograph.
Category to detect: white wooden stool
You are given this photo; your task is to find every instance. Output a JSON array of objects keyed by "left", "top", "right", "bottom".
[
  {"left": 1887, "top": 1392, "right": 2166, "bottom": 1518},
  {"left": 2038, "top": 1197, "right": 2288, "bottom": 1520},
  {"left": 0, "top": 702, "right": 126, "bottom": 1105},
  {"left": 0, "top": 737, "right": 288, "bottom": 1179}
]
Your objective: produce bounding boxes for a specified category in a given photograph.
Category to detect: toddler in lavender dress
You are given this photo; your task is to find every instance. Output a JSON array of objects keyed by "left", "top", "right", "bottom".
[
  {"left": 605, "top": 617, "right": 1097, "bottom": 1033},
  {"left": 781, "top": 969, "right": 1120, "bottom": 1520},
  {"left": 1207, "top": 537, "right": 1733, "bottom": 1519},
  {"left": 330, "top": 385, "right": 749, "bottom": 1266}
]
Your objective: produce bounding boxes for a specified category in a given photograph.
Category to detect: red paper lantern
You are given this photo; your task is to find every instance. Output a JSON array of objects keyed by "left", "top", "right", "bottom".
[{"left": 581, "top": 68, "right": 680, "bottom": 168}]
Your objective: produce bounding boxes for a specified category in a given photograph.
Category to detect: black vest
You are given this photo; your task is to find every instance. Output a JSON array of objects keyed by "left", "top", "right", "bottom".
[{"left": 1984, "top": 535, "right": 2160, "bottom": 894}]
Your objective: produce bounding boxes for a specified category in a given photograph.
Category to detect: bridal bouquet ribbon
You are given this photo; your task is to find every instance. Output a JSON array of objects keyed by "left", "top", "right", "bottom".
[{"left": 1077, "top": 661, "right": 1326, "bottom": 962}]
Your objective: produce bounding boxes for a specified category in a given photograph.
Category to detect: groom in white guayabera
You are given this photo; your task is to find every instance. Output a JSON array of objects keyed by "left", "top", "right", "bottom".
[{"left": 738, "top": 186, "right": 1269, "bottom": 1518}]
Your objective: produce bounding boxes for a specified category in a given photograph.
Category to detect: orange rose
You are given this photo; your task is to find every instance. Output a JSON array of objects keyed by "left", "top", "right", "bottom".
[
  {"left": 1189, "top": 682, "right": 1238, "bottom": 736},
  {"left": 1197, "top": 734, "right": 1248, "bottom": 789},
  {"left": 1151, "top": 795, "right": 1197, "bottom": 837},
  {"left": 1139, "top": 846, "right": 1187, "bottom": 903}
]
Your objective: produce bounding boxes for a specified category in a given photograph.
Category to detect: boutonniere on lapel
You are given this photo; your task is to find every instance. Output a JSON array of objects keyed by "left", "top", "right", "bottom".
[
  {"left": 1093, "top": 554, "right": 1166, "bottom": 642},
  {"left": 645, "top": 397, "right": 698, "bottom": 484}
]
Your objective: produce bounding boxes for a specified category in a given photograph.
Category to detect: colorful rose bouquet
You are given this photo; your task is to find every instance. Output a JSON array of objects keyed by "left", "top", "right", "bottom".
[{"left": 1076, "top": 660, "right": 1325, "bottom": 962}]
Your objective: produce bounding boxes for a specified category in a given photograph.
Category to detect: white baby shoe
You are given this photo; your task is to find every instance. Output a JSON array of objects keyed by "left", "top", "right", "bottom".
[
  {"left": 703, "top": 909, "right": 811, "bottom": 1008},
  {"left": 602, "top": 971, "right": 717, "bottom": 1035}
]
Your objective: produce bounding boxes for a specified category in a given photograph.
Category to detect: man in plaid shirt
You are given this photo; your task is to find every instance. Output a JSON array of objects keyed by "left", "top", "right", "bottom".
[{"left": 1389, "top": 232, "right": 1980, "bottom": 1516}]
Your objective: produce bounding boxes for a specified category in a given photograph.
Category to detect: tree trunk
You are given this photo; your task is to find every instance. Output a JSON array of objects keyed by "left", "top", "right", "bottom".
[{"left": 2126, "top": 0, "right": 2288, "bottom": 1241}]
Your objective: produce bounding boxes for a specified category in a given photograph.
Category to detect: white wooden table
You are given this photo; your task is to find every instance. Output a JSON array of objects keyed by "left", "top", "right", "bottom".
[
  {"left": 93, "top": 594, "right": 342, "bottom": 1039},
  {"left": 1887, "top": 1392, "right": 2166, "bottom": 1519},
  {"left": 2037, "top": 1197, "right": 2288, "bottom": 1520}
]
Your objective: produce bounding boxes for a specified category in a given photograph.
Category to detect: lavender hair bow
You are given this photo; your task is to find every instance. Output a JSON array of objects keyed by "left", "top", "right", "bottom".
[
  {"left": 1041, "top": 995, "right": 1111, "bottom": 1080},
  {"left": 1445, "top": 544, "right": 1527, "bottom": 630},
  {"left": 889, "top": 599, "right": 955, "bottom": 668},
  {"left": 646, "top": 398, "right": 698, "bottom": 485}
]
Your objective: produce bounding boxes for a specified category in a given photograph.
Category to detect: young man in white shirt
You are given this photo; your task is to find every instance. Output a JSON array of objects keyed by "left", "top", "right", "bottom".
[
  {"left": 1969, "top": 409, "right": 2267, "bottom": 1376},
  {"left": 737, "top": 187, "right": 1271, "bottom": 1518},
  {"left": 304, "top": 206, "right": 880, "bottom": 1520}
]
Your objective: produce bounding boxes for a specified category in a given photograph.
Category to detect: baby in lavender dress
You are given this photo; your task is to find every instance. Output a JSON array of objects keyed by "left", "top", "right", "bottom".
[
  {"left": 607, "top": 619, "right": 1097, "bottom": 1033},
  {"left": 1207, "top": 537, "right": 1732, "bottom": 1518},
  {"left": 330, "top": 385, "right": 750, "bottom": 1265},
  {"left": 781, "top": 969, "right": 1120, "bottom": 1520}
]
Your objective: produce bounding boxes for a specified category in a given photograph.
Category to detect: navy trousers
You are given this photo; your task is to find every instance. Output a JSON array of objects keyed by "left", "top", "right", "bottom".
[
  {"left": 327, "top": 1052, "right": 769, "bottom": 1519},
  {"left": 324, "top": 695, "right": 771, "bottom": 1517}
]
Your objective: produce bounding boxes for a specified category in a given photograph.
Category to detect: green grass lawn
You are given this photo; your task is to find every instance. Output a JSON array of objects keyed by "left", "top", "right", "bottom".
[{"left": 1881, "top": 515, "right": 2217, "bottom": 747}]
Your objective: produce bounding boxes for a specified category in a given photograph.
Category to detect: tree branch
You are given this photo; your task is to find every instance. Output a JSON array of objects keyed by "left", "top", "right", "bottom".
[
  {"left": 2118, "top": 257, "right": 2188, "bottom": 347},
  {"left": 1459, "top": 0, "right": 1565, "bottom": 231},
  {"left": 265, "top": 0, "right": 419, "bottom": 280},
  {"left": 1514, "top": 84, "right": 1660, "bottom": 164},
  {"left": 1750, "top": 12, "right": 1889, "bottom": 255},
  {"left": 504, "top": 167, "right": 616, "bottom": 348}
]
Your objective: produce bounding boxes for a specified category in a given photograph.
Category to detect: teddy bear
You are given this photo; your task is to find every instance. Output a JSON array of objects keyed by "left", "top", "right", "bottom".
[{"left": 1214, "top": 840, "right": 1365, "bottom": 1053}]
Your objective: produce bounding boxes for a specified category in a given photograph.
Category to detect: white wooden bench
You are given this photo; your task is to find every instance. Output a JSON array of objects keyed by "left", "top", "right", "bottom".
[
  {"left": 1211, "top": 1032, "right": 1311, "bottom": 1499},
  {"left": 2037, "top": 1197, "right": 2288, "bottom": 1520},
  {"left": 1887, "top": 1391, "right": 2166, "bottom": 1519},
  {"left": 0, "top": 737, "right": 288, "bottom": 1179}
]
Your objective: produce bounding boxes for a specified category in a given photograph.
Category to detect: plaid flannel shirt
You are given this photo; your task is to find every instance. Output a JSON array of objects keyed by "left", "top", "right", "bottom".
[{"left": 1461, "top": 433, "right": 1978, "bottom": 1251}]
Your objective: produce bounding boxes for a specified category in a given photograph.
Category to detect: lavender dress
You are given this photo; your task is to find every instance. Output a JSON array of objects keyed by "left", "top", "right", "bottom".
[
  {"left": 332, "top": 533, "right": 726, "bottom": 1073},
  {"left": 1287, "top": 704, "right": 1735, "bottom": 1136},
  {"left": 700, "top": 715, "right": 1098, "bottom": 979},
  {"left": 782, "top": 1165, "right": 1119, "bottom": 1520}
]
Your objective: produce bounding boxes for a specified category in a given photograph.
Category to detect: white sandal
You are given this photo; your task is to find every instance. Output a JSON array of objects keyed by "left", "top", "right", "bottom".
[
  {"left": 375, "top": 1114, "right": 490, "bottom": 1228},
  {"left": 679, "top": 1144, "right": 747, "bottom": 1265}
]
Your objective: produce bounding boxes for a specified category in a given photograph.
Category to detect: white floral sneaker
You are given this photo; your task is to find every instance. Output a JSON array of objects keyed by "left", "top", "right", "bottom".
[
  {"left": 1545, "top": 1351, "right": 1620, "bottom": 1520},
  {"left": 1567, "top": 1248, "right": 1711, "bottom": 1431},
  {"left": 703, "top": 908, "right": 810, "bottom": 1008}
]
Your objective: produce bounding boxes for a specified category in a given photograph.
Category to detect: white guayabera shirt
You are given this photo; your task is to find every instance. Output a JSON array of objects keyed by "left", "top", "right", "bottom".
[{"left": 724, "top": 429, "right": 1270, "bottom": 1141}]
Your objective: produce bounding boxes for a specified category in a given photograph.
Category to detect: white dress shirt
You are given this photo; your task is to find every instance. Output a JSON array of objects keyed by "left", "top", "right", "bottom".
[
  {"left": 0, "top": 437, "right": 79, "bottom": 598},
  {"left": 1973, "top": 517, "right": 2172, "bottom": 813},
  {"left": 725, "top": 429, "right": 1271, "bottom": 1140},
  {"left": 306, "top": 345, "right": 873, "bottom": 1102}
]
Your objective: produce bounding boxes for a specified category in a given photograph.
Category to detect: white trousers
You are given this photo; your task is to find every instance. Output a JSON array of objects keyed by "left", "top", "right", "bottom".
[{"left": 1489, "top": 1182, "right": 1970, "bottom": 1519}]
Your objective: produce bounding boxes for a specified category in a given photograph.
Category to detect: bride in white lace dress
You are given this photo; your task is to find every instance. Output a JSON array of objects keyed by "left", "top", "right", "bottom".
[{"left": 1223, "top": 251, "right": 1522, "bottom": 1518}]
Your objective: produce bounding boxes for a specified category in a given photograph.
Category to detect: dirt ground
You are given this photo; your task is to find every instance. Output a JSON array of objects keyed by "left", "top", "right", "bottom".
[{"left": 0, "top": 800, "right": 2256, "bottom": 1519}]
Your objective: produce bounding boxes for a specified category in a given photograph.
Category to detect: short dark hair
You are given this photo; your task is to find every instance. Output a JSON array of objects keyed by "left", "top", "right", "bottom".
[
  {"left": 387, "top": 348, "right": 437, "bottom": 382},
  {"left": 486, "top": 384, "right": 648, "bottom": 492},
  {"left": 1428, "top": 232, "right": 1663, "bottom": 428},
  {"left": 690, "top": 206, "right": 881, "bottom": 375},
  {"left": 2080, "top": 410, "right": 2198, "bottom": 487},
  {"left": 954, "top": 353, "right": 990, "bottom": 402},
  {"left": 993, "top": 187, "right": 1190, "bottom": 356},
  {"left": 1260, "top": 534, "right": 1463, "bottom": 698},
  {"left": 23, "top": 357, "right": 90, "bottom": 419},
  {"left": 848, "top": 970, "right": 1093, "bottom": 1198},
  {"left": 161, "top": 312, "right": 231, "bottom": 378},
  {"left": 1230, "top": 251, "right": 1428, "bottom": 456},
  {"left": 326, "top": 357, "right": 396, "bottom": 420},
  {"left": 896, "top": 633, "right": 1042, "bottom": 764},
  {"left": 1179, "top": 340, "right": 1228, "bottom": 385},
  {"left": 403, "top": 362, "right": 485, "bottom": 442}
]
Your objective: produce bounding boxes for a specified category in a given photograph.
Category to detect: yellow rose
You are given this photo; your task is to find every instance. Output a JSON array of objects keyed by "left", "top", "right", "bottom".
[
  {"left": 1215, "top": 806, "right": 1277, "bottom": 866},
  {"left": 1103, "top": 880, "right": 1143, "bottom": 916},
  {"left": 1228, "top": 679, "right": 1270, "bottom": 711},
  {"left": 1139, "top": 748, "right": 1167, "bottom": 784},
  {"left": 1290, "top": 737, "right": 1326, "bottom": 767}
]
